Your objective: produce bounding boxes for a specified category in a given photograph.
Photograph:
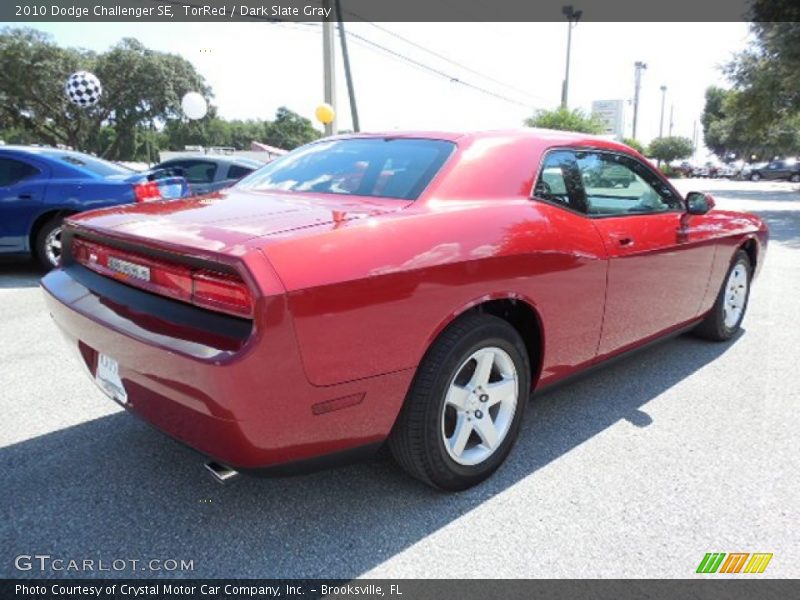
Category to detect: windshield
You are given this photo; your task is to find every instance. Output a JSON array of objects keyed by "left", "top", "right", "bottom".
[
  {"left": 236, "top": 138, "right": 455, "bottom": 200},
  {"left": 40, "top": 150, "right": 132, "bottom": 177}
]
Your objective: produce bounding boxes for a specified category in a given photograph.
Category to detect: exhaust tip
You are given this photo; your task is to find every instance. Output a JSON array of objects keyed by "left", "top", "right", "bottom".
[{"left": 205, "top": 461, "right": 239, "bottom": 484}]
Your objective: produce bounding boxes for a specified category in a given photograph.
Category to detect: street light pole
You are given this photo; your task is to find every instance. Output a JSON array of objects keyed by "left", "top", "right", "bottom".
[
  {"left": 560, "top": 5, "right": 582, "bottom": 109},
  {"left": 632, "top": 61, "right": 647, "bottom": 140},
  {"left": 669, "top": 103, "right": 674, "bottom": 137},
  {"left": 659, "top": 85, "right": 667, "bottom": 137},
  {"left": 322, "top": 0, "right": 337, "bottom": 136}
]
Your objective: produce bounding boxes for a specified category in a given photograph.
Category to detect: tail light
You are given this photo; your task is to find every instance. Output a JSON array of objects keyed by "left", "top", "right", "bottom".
[
  {"left": 133, "top": 181, "right": 162, "bottom": 202},
  {"left": 71, "top": 237, "right": 253, "bottom": 318}
]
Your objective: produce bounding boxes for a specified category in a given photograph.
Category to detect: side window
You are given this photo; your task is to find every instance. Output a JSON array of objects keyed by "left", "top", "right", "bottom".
[
  {"left": 182, "top": 162, "right": 217, "bottom": 184},
  {"left": 575, "top": 151, "right": 681, "bottom": 216},
  {"left": 227, "top": 164, "right": 255, "bottom": 180},
  {"left": 0, "top": 158, "right": 39, "bottom": 187},
  {"left": 533, "top": 150, "right": 588, "bottom": 213}
]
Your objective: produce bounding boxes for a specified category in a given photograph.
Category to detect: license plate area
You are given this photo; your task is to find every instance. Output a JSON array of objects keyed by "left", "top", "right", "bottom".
[
  {"left": 96, "top": 353, "right": 128, "bottom": 404},
  {"left": 107, "top": 256, "right": 151, "bottom": 282}
]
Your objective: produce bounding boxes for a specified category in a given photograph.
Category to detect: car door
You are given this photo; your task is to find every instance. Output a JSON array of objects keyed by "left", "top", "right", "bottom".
[
  {"left": 0, "top": 156, "right": 46, "bottom": 252},
  {"left": 574, "top": 150, "right": 717, "bottom": 357},
  {"left": 764, "top": 161, "right": 785, "bottom": 180}
]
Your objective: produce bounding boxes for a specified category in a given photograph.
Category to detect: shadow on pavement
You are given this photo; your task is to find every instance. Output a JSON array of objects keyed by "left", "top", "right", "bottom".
[
  {"left": 2, "top": 332, "right": 742, "bottom": 579},
  {"left": 0, "top": 257, "right": 43, "bottom": 289}
]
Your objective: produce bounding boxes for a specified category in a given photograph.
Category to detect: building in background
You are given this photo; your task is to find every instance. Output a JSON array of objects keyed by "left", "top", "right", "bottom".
[{"left": 591, "top": 99, "right": 626, "bottom": 140}]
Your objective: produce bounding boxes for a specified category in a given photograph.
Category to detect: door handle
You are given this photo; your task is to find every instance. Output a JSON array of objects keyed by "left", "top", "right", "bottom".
[
  {"left": 17, "top": 193, "right": 32, "bottom": 200},
  {"left": 609, "top": 233, "right": 634, "bottom": 247}
]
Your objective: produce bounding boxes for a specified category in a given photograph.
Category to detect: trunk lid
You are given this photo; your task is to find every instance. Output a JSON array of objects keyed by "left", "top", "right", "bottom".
[{"left": 68, "top": 188, "right": 404, "bottom": 254}]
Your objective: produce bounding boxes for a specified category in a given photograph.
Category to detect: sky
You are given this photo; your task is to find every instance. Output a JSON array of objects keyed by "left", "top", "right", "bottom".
[{"left": 19, "top": 21, "right": 752, "bottom": 155}]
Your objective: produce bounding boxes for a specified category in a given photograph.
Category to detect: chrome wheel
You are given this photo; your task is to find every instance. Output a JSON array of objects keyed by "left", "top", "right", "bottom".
[
  {"left": 44, "top": 225, "right": 62, "bottom": 267},
  {"left": 441, "top": 346, "right": 519, "bottom": 466},
  {"left": 723, "top": 262, "right": 748, "bottom": 329}
]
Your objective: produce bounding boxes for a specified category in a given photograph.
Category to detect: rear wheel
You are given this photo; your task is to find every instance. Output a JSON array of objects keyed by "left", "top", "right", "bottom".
[
  {"left": 750, "top": 172, "right": 761, "bottom": 182},
  {"left": 790, "top": 173, "right": 800, "bottom": 183},
  {"left": 694, "top": 250, "right": 751, "bottom": 341},
  {"left": 34, "top": 216, "right": 65, "bottom": 270},
  {"left": 388, "top": 313, "right": 530, "bottom": 491}
]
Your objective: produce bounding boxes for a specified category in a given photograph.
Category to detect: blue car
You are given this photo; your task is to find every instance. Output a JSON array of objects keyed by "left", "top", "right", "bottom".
[{"left": 0, "top": 146, "right": 189, "bottom": 268}]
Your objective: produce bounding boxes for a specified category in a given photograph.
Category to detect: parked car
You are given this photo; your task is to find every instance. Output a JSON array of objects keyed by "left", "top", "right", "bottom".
[
  {"left": 42, "top": 130, "right": 767, "bottom": 491},
  {"left": 739, "top": 162, "right": 766, "bottom": 180},
  {"left": 672, "top": 161, "right": 695, "bottom": 178},
  {"left": 153, "top": 156, "right": 262, "bottom": 195},
  {"left": 0, "top": 146, "right": 189, "bottom": 268},
  {"left": 746, "top": 158, "right": 800, "bottom": 182}
]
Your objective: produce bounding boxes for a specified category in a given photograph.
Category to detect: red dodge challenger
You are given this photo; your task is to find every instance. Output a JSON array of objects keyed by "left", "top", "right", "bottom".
[{"left": 41, "top": 130, "right": 768, "bottom": 491}]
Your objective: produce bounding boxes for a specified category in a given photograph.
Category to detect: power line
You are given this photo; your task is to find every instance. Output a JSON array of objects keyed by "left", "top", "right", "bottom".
[
  {"left": 344, "top": 15, "right": 544, "bottom": 103},
  {"left": 267, "top": 21, "right": 537, "bottom": 109},
  {"left": 343, "top": 30, "right": 535, "bottom": 108}
]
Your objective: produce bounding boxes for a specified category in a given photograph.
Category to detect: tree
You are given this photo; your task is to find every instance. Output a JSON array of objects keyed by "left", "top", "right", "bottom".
[
  {"left": 622, "top": 137, "right": 644, "bottom": 154},
  {"left": 0, "top": 27, "right": 210, "bottom": 160},
  {"left": 647, "top": 136, "right": 694, "bottom": 163},
  {"left": 264, "top": 107, "right": 321, "bottom": 150},
  {"left": 712, "top": 2, "right": 800, "bottom": 160},
  {"left": 524, "top": 107, "right": 604, "bottom": 134}
]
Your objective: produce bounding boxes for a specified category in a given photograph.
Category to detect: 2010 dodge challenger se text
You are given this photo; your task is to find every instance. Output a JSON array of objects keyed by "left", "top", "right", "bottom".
[{"left": 41, "top": 130, "right": 768, "bottom": 491}]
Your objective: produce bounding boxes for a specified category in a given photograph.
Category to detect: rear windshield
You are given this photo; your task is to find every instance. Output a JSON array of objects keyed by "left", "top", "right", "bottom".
[
  {"left": 40, "top": 151, "right": 131, "bottom": 177},
  {"left": 236, "top": 138, "right": 455, "bottom": 200}
]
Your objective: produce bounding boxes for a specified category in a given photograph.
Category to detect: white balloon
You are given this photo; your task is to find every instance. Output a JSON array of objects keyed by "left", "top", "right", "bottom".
[{"left": 181, "top": 92, "right": 208, "bottom": 120}]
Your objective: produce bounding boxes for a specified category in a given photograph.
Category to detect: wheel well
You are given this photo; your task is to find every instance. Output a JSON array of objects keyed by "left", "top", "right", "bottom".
[
  {"left": 468, "top": 298, "right": 544, "bottom": 388},
  {"left": 741, "top": 238, "right": 758, "bottom": 271},
  {"left": 28, "top": 210, "right": 73, "bottom": 252}
]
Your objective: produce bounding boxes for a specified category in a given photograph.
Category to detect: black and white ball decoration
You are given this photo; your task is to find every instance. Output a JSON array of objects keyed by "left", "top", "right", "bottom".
[{"left": 65, "top": 71, "right": 103, "bottom": 107}]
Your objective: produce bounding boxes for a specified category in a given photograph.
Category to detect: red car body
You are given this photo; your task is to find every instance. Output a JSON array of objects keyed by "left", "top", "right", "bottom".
[{"left": 41, "top": 130, "right": 768, "bottom": 473}]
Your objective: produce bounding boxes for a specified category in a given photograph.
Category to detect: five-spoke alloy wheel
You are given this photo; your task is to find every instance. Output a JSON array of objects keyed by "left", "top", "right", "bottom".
[{"left": 389, "top": 313, "right": 530, "bottom": 491}]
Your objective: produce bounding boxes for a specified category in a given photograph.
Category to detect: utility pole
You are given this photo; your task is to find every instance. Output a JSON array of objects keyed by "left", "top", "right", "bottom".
[
  {"left": 659, "top": 85, "right": 667, "bottom": 137},
  {"left": 322, "top": 0, "right": 337, "bottom": 135},
  {"left": 334, "top": 0, "right": 359, "bottom": 132},
  {"left": 632, "top": 61, "right": 647, "bottom": 140},
  {"left": 560, "top": 5, "right": 582, "bottom": 109}
]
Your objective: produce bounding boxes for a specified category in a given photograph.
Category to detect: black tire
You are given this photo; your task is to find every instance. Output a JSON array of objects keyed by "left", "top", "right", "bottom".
[
  {"left": 33, "top": 215, "right": 65, "bottom": 270},
  {"left": 388, "top": 313, "right": 530, "bottom": 491},
  {"left": 750, "top": 172, "right": 761, "bottom": 182},
  {"left": 694, "top": 250, "right": 752, "bottom": 342},
  {"left": 790, "top": 173, "right": 800, "bottom": 183}
]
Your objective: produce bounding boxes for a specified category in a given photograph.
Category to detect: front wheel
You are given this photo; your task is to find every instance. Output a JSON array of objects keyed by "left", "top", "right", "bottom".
[
  {"left": 790, "top": 173, "right": 800, "bottom": 183},
  {"left": 750, "top": 172, "right": 761, "bottom": 182},
  {"left": 388, "top": 313, "right": 530, "bottom": 491},
  {"left": 694, "top": 250, "right": 751, "bottom": 341},
  {"left": 34, "top": 216, "right": 65, "bottom": 269}
]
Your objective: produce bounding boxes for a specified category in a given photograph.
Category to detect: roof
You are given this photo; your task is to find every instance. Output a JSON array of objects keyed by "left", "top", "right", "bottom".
[
  {"left": 156, "top": 155, "right": 261, "bottom": 167},
  {"left": 326, "top": 128, "right": 634, "bottom": 153}
]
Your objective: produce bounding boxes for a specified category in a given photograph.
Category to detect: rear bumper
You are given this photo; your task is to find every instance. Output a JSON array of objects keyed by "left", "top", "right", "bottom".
[{"left": 41, "top": 266, "right": 414, "bottom": 470}]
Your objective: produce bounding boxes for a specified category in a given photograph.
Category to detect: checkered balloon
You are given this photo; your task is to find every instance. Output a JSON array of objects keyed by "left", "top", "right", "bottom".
[{"left": 64, "top": 71, "right": 103, "bottom": 107}]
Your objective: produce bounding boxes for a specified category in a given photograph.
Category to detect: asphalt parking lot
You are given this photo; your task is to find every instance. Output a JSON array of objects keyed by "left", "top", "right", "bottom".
[{"left": 2, "top": 179, "right": 798, "bottom": 579}]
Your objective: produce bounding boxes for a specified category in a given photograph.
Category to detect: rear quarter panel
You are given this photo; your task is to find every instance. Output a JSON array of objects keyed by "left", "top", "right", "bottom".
[{"left": 263, "top": 199, "right": 609, "bottom": 387}]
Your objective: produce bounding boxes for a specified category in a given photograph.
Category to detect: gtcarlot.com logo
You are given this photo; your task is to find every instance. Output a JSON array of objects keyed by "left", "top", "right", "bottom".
[
  {"left": 14, "top": 554, "right": 194, "bottom": 573},
  {"left": 697, "top": 552, "right": 773, "bottom": 574}
]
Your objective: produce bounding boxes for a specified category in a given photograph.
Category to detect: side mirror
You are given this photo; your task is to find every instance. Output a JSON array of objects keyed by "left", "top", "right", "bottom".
[{"left": 686, "top": 191, "right": 715, "bottom": 215}]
